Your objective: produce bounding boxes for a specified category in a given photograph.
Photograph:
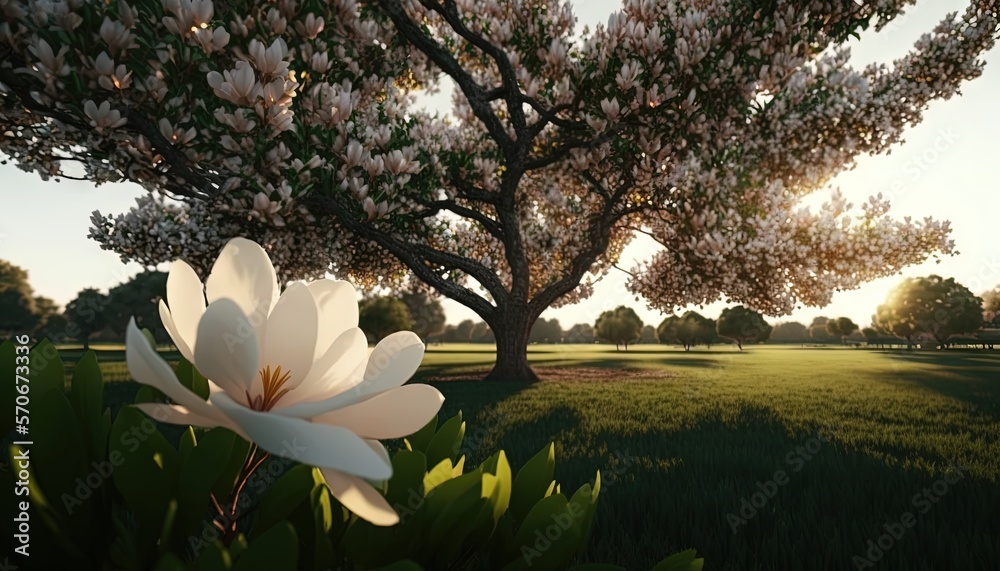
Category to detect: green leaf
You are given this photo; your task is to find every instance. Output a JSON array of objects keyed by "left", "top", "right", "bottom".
[
  {"left": 404, "top": 413, "right": 438, "bottom": 453},
  {"left": 30, "top": 339, "right": 66, "bottom": 396},
  {"left": 195, "top": 541, "right": 234, "bottom": 571},
  {"left": 651, "top": 549, "right": 704, "bottom": 571},
  {"left": 69, "top": 350, "right": 106, "bottom": 460},
  {"left": 109, "top": 407, "right": 179, "bottom": 542},
  {"left": 29, "top": 389, "right": 94, "bottom": 530},
  {"left": 423, "top": 458, "right": 456, "bottom": 494},
  {"left": 250, "top": 464, "right": 317, "bottom": 539},
  {"left": 385, "top": 449, "right": 427, "bottom": 509},
  {"left": 212, "top": 435, "right": 252, "bottom": 502},
  {"left": 176, "top": 357, "right": 210, "bottom": 400},
  {"left": 135, "top": 385, "right": 167, "bottom": 403},
  {"left": 424, "top": 412, "right": 465, "bottom": 467},
  {"left": 141, "top": 327, "right": 157, "bottom": 350},
  {"left": 481, "top": 451, "right": 512, "bottom": 523},
  {"left": 173, "top": 428, "right": 240, "bottom": 545},
  {"left": 510, "top": 443, "right": 556, "bottom": 522},
  {"left": 233, "top": 521, "right": 297, "bottom": 571},
  {"left": 504, "top": 493, "right": 584, "bottom": 571}
]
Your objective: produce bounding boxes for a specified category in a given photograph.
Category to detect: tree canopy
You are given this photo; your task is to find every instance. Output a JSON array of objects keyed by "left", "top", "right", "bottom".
[
  {"left": 529, "top": 318, "right": 563, "bottom": 343},
  {"left": 874, "top": 275, "right": 983, "bottom": 348},
  {"left": 826, "top": 317, "right": 859, "bottom": 341},
  {"left": 0, "top": 260, "right": 51, "bottom": 335},
  {"left": 3, "top": 0, "right": 997, "bottom": 381},
  {"left": 564, "top": 323, "right": 595, "bottom": 344},
  {"left": 982, "top": 286, "right": 1000, "bottom": 327},
  {"left": 770, "top": 321, "right": 809, "bottom": 343},
  {"left": 717, "top": 305, "right": 771, "bottom": 350},
  {"left": 657, "top": 311, "right": 716, "bottom": 350},
  {"left": 399, "top": 288, "right": 447, "bottom": 341},
  {"left": 594, "top": 306, "right": 642, "bottom": 350},
  {"left": 107, "top": 270, "right": 169, "bottom": 341},
  {"left": 359, "top": 296, "right": 412, "bottom": 342},
  {"left": 64, "top": 287, "right": 109, "bottom": 349}
]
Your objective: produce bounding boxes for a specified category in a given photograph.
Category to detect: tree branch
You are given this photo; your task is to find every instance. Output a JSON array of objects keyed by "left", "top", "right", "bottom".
[
  {"left": 310, "top": 192, "right": 502, "bottom": 317},
  {"left": 413, "top": 198, "right": 505, "bottom": 241},
  {"left": 378, "top": 0, "right": 513, "bottom": 151},
  {"left": 421, "top": 0, "right": 527, "bottom": 134}
]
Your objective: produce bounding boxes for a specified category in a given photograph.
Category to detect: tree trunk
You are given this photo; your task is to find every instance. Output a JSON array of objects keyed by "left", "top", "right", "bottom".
[
  {"left": 736, "top": 339, "right": 743, "bottom": 350},
  {"left": 82, "top": 335, "right": 90, "bottom": 351},
  {"left": 484, "top": 309, "right": 539, "bottom": 383}
]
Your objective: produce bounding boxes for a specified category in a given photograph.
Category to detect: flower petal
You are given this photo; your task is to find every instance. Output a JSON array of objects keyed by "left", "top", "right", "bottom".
[
  {"left": 274, "top": 328, "right": 368, "bottom": 412},
  {"left": 165, "top": 259, "right": 205, "bottom": 356},
  {"left": 211, "top": 393, "right": 392, "bottom": 481},
  {"left": 272, "top": 327, "right": 368, "bottom": 418},
  {"left": 133, "top": 403, "right": 246, "bottom": 438},
  {"left": 322, "top": 469, "right": 399, "bottom": 526},
  {"left": 312, "top": 385, "right": 444, "bottom": 439},
  {"left": 205, "top": 238, "right": 278, "bottom": 355},
  {"left": 126, "top": 319, "right": 229, "bottom": 426},
  {"left": 349, "top": 331, "right": 425, "bottom": 397},
  {"left": 159, "top": 300, "right": 194, "bottom": 362},
  {"left": 307, "top": 279, "right": 359, "bottom": 360},
  {"left": 262, "top": 282, "right": 318, "bottom": 392},
  {"left": 194, "top": 299, "right": 259, "bottom": 405}
]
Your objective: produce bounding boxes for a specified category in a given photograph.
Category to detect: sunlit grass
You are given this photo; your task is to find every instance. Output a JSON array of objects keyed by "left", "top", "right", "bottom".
[{"left": 80, "top": 343, "right": 1000, "bottom": 570}]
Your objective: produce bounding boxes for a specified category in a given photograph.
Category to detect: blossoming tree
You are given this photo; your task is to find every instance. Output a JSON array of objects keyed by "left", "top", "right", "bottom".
[{"left": 2, "top": 0, "right": 998, "bottom": 381}]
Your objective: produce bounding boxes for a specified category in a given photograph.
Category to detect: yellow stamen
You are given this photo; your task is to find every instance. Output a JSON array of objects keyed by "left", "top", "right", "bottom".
[{"left": 247, "top": 365, "right": 293, "bottom": 411}]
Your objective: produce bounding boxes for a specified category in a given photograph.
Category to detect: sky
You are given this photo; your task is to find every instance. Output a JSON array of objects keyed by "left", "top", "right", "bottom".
[{"left": 1, "top": 0, "right": 997, "bottom": 331}]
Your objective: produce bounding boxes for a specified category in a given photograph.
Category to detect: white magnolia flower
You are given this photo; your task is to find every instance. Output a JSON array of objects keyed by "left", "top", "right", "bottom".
[{"left": 126, "top": 237, "right": 444, "bottom": 525}]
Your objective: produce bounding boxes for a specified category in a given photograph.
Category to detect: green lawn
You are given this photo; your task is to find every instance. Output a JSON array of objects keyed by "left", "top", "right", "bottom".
[{"left": 81, "top": 344, "right": 1000, "bottom": 570}]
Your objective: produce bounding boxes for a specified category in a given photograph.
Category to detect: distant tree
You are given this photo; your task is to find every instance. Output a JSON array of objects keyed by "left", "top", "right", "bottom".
[
  {"left": 826, "top": 317, "right": 859, "bottom": 343},
  {"left": 107, "top": 271, "right": 169, "bottom": 342},
  {"left": 529, "top": 318, "right": 562, "bottom": 344},
  {"left": 594, "top": 306, "right": 643, "bottom": 351},
  {"left": 359, "top": 297, "right": 413, "bottom": 343},
  {"left": 0, "top": 260, "right": 44, "bottom": 336},
  {"left": 564, "top": 323, "right": 595, "bottom": 344},
  {"left": 982, "top": 286, "right": 1000, "bottom": 327},
  {"left": 874, "top": 275, "right": 983, "bottom": 349},
  {"left": 64, "top": 288, "right": 109, "bottom": 350},
  {"left": 35, "top": 313, "right": 69, "bottom": 342},
  {"left": 32, "top": 295, "right": 60, "bottom": 333},
  {"left": 657, "top": 311, "right": 716, "bottom": 350},
  {"left": 862, "top": 327, "right": 879, "bottom": 341},
  {"left": 806, "top": 317, "right": 836, "bottom": 342},
  {"left": 470, "top": 321, "right": 495, "bottom": 343},
  {"left": 717, "top": 306, "right": 772, "bottom": 350},
  {"left": 453, "top": 320, "right": 476, "bottom": 343},
  {"left": 770, "top": 321, "right": 809, "bottom": 343},
  {"left": 399, "top": 289, "right": 447, "bottom": 342},
  {"left": 639, "top": 325, "right": 658, "bottom": 344},
  {"left": 439, "top": 324, "right": 459, "bottom": 343}
]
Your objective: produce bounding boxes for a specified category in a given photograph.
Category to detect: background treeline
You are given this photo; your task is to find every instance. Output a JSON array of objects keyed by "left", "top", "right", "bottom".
[{"left": 4, "top": 259, "right": 999, "bottom": 351}]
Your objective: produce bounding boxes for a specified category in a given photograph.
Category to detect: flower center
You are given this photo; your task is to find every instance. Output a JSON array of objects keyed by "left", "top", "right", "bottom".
[{"left": 247, "top": 365, "right": 293, "bottom": 411}]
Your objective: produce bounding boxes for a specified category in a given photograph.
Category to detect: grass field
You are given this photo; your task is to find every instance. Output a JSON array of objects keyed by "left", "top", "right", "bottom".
[{"left": 71, "top": 343, "right": 1000, "bottom": 570}]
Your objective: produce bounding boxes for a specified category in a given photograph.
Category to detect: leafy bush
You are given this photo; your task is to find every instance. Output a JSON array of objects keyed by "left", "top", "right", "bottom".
[{"left": 2, "top": 340, "right": 701, "bottom": 570}]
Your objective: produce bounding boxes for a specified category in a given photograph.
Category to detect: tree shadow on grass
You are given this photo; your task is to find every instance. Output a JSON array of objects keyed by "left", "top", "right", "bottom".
[
  {"left": 483, "top": 403, "right": 1000, "bottom": 571},
  {"left": 880, "top": 353, "right": 1000, "bottom": 420}
]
